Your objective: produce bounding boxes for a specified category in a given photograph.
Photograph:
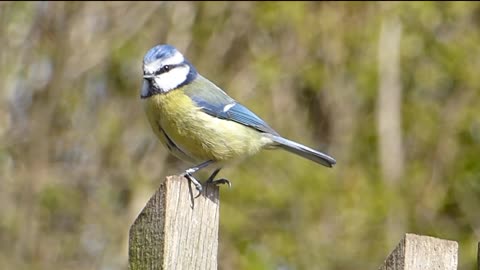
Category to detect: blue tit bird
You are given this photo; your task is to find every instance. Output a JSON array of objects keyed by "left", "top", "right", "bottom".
[{"left": 141, "top": 44, "right": 336, "bottom": 193}]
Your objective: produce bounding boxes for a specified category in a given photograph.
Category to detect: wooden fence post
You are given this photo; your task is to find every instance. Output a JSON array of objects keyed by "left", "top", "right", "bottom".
[
  {"left": 128, "top": 175, "right": 220, "bottom": 270},
  {"left": 378, "top": 233, "right": 458, "bottom": 270}
]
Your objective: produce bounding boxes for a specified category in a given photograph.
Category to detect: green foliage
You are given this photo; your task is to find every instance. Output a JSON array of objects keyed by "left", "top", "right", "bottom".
[{"left": 1, "top": 2, "right": 479, "bottom": 269}]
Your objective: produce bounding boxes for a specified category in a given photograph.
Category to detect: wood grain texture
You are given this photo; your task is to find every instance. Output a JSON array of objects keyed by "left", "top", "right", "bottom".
[
  {"left": 129, "top": 175, "right": 220, "bottom": 270},
  {"left": 378, "top": 233, "right": 458, "bottom": 270}
]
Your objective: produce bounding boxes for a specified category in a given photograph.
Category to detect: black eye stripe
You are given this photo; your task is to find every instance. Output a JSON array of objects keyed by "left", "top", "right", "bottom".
[{"left": 155, "top": 64, "right": 180, "bottom": 75}]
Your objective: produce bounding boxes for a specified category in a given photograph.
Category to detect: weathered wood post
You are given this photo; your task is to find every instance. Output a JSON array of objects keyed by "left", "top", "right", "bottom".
[
  {"left": 378, "top": 233, "right": 458, "bottom": 270},
  {"left": 128, "top": 175, "right": 220, "bottom": 270}
]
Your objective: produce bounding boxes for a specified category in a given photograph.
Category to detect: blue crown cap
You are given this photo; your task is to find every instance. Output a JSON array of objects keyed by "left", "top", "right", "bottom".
[{"left": 143, "top": 44, "right": 178, "bottom": 65}]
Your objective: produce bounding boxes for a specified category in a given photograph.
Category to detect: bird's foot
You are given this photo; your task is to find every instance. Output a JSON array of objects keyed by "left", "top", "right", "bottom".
[
  {"left": 208, "top": 178, "right": 232, "bottom": 188},
  {"left": 206, "top": 168, "right": 232, "bottom": 189},
  {"left": 183, "top": 172, "right": 203, "bottom": 198}
]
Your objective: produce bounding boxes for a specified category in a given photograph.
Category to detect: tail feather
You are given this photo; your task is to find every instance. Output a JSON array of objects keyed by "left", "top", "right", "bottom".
[{"left": 269, "top": 135, "right": 336, "bottom": 168}]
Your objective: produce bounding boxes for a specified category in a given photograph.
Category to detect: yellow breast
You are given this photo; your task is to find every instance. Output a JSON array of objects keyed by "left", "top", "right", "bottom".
[{"left": 143, "top": 90, "right": 272, "bottom": 163}]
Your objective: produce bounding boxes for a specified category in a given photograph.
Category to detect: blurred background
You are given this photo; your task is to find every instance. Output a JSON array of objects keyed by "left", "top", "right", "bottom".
[{"left": 1, "top": 1, "right": 480, "bottom": 269}]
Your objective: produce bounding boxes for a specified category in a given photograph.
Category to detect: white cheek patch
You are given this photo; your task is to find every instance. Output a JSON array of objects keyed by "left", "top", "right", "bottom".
[{"left": 154, "top": 65, "right": 190, "bottom": 92}]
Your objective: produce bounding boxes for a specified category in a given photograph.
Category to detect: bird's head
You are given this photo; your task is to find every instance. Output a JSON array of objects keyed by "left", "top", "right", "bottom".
[{"left": 141, "top": 44, "right": 197, "bottom": 98}]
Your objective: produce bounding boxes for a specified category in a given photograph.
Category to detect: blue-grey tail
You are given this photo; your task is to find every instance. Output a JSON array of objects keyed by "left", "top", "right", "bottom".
[{"left": 270, "top": 135, "right": 336, "bottom": 168}]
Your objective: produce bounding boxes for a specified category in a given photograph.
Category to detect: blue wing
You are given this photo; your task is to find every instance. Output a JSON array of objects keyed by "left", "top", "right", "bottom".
[
  {"left": 183, "top": 75, "right": 279, "bottom": 135},
  {"left": 193, "top": 98, "right": 279, "bottom": 135}
]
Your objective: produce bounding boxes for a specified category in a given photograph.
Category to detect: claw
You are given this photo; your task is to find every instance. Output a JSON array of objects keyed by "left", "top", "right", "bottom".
[
  {"left": 206, "top": 168, "right": 232, "bottom": 189},
  {"left": 210, "top": 178, "right": 232, "bottom": 189},
  {"left": 184, "top": 172, "right": 203, "bottom": 198}
]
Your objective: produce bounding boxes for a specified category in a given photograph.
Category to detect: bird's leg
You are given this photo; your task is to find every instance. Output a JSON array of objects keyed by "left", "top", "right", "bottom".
[
  {"left": 183, "top": 160, "right": 213, "bottom": 196},
  {"left": 183, "top": 173, "right": 203, "bottom": 197},
  {"left": 206, "top": 168, "right": 221, "bottom": 183},
  {"left": 206, "top": 168, "right": 231, "bottom": 188}
]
